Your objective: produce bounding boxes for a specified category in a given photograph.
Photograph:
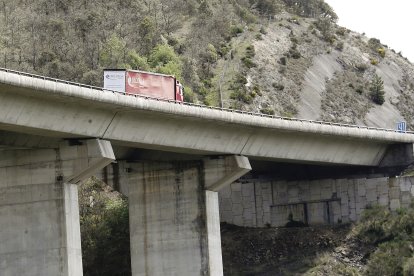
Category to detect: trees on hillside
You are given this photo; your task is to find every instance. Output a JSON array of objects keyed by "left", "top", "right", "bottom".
[
  {"left": 370, "top": 74, "right": 385, "bottom": 105},
  {"left": 0, "top": 0, "right": 339, "bottom": 104},
  {"left": 79, "top": 178, "right": 130, "bottom": 276},
  {"left": 282, "top": 0, "right": 337, "bottom": 20}
]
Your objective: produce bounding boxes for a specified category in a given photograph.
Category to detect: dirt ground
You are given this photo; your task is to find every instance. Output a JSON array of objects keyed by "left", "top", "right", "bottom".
[{"left": 221, "top": 223, "right": 354, "bottom": 276}]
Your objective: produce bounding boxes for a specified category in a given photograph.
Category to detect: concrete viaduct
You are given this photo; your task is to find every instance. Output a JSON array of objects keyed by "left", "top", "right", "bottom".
[{"left": 1, "top": 68, "right": 414, "bottom": 275}]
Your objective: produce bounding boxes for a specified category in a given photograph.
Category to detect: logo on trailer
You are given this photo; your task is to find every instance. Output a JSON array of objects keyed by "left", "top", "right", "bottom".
[
  {"left": 105, "top": 74, "right": 124, "bottom": 80},
  {"left": 127, "top": 75, "right": 144, "bottom": 87}
]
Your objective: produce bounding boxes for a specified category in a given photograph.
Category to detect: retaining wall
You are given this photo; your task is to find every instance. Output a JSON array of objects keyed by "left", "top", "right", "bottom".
[{"left": 219, "top": 176, "right": 414, "bottom": 227}]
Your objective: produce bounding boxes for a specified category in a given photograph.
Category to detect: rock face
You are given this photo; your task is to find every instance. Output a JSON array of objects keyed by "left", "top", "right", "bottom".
[
  {"left": 297, "top": 53, "right": 342, "bottom": 120},
  {"left": 221, "top": 12, "right": 414, "bottom": 130}
]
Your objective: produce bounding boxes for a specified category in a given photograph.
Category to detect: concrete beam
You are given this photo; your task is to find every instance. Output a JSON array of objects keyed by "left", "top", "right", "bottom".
[
  {"left": 0, "top": 130, "right": 60, "bottom": 149},
  {"left": 0, "top": 139, "right": 114, "bottom": 276},
  {"left": 379, "top": 143, "right": 414, "bottom": 167},
  {"left": 2, "top": 69, "right": 414, "bottom": 166},
  {"left": 204, "top": 155, "right": 251, "bottom": 192},
  {"left": 65, "top": 139, "right": 115, "bottom": 184}
]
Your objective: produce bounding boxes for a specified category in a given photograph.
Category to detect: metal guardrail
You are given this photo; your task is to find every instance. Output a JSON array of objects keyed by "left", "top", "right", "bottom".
[{"left": 1, "top": 67, "right": 413, "bottom": 134}]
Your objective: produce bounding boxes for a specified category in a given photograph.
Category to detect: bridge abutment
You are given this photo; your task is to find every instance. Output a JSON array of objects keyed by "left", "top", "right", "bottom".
[
  {"left": 219, "top": 176, "right": 414, "bottom": 228},
  {"left": 0, "top": 139, "right": 114, "bottom": 276},
  {"left": 124, "top": 155, "right": 250, "bottom": 276}
]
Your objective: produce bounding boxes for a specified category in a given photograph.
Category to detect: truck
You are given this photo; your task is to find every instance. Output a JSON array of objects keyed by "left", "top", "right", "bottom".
[{"left": 103, "top": 69, "right": 184, "bottom": 102}]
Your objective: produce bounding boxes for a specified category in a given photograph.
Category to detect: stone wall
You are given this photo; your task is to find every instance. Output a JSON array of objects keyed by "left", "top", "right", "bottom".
[{"left": 219, "top": 176, "right": 414, "bottom": 227}]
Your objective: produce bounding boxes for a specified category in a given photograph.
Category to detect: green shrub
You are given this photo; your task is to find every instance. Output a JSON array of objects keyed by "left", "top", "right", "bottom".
[
  {"left": 127, "top": 50, "right": 149, "bottom": 71},
  {"left": 355, "top": 63, "right": 368, "bottom": 72},
  {"left": 305, "top": 254, "right": 361, "bottom": 276},
  {"left": 218, "top": 41, "right": 231, "bottom": 57},
  {"left": 272, "top": 82, "right": 285, "bottom": 90},
  {"left": 289, "top": 48, "right": 301, "bottom": 59},
  {"left": 280, "top": 56, "right": 287, "bottom": 65},
  {"left": 335, "top": 27, "right": 347, "bottom": 36},
  {"left": 314, "top": 17, "right": 334, "bottom": 42},
  {"left": 246, "top": 45, "right": 255, "bottom": 58},
  {"left": 370, "top": 58, "right": 378, "bottom": 65},
  {"left": 260, "top": 107, "right": 275, "bottom": 115},
  {"left": 183, "top": 86, "right": 196, "bottom": 103},
  {"left": 149, "top": 44, "right": 181, "bottom": 67},
  {"left": 403, "top": 257, "right": 414, "bottom": 276},
  {"left": 356, "top": 205, "right": 390, "bottom": 244},
  {"left": 368, "top": 38, "right": 382, "bottom": 50},
  {"left": 255, "top": 33, "right": 263, "bottom": 40},
  {"left": 365, "top": 241, "right": 411, "bottom": 276},
  {"left": 335, "top": 41, "right": 344, "bottom": 51},
  {"left": 377, "top": 48, "right": 386, "bottom": 58},
  {"left": 352, "top": 203, "right": 414, "bottom": 276},
  {"left": 241, "top": 57, "right": 256, "bottom": 68},
  {"left": 252, "top": 84, "right": 262, "bottom": 96},
  {"left": 355, "top": 86, "right": 364, "bottom": 94},
  {"left": 230, "top": 74, "right": 252, "bottom": 104},
  {"left": 255, "top": 0, "right": 278, "bottom": 15},
  {"left": 259, "top": 26, "right": 267, "bottom": 34},
  {"left": 234, "top": 74, "right": 247, "bottom": 86},
  {"left": 230, "top": 25, "right": 244, "bottom": 37},
  {"left": 369, "top": 74, "right": 385, "bottom": 105},
  {"left": 230, "top": 90, "right": 253, "bottom": 104},
  {"left": 281, "top": 111, "right": 294, "bottom": 118},
  {"left": 290, "top": 36, "right": 298, "bottom": 44}
]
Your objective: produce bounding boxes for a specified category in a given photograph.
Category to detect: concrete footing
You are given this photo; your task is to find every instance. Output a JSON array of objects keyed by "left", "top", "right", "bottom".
[{"left": 0, "top": 139, "right": 114, "bottom": 276}]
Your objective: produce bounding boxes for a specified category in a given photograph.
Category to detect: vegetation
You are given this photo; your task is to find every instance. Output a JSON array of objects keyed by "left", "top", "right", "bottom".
[
  {"left": 0, "top": 0, "right": 340, "bottom": 107},
  {"left": 282, "top": 0, "right": 337, "bottom": 20},
  {"left": 305, "top": 253, "right": 360, "bottom": 276},
  {"left": 369, "top": 74, "right": 385, "bottom": 105},
  {"left": 305, "top": 203, "right": 414, "bottom": 276},
  {"left": 260, "top": 107, "right": 275, "bottom": 115},
  {"left": 79, "top": 177, "right": 130, "bottom": 276},
  {"left": 368, "top": 38, "right": 383, "bottom": 51},
  {"left": 229, "top": 73, "right": 252, "bottom": 104},
  {"left": 378, "top": 48, "right": 386, "bottom": 58},
  {"left": 355, "top": 205, "right": 414, "bottom": 276}
]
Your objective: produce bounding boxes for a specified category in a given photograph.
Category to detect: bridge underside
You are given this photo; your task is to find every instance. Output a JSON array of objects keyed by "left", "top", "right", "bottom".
[{"left": 0, "top": 130, "right": 409, "bottom": 181}]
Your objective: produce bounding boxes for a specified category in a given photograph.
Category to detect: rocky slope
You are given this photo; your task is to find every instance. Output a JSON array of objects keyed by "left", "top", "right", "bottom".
[{"left": 215, "top": 11, "right": 414, "bottom": 129}]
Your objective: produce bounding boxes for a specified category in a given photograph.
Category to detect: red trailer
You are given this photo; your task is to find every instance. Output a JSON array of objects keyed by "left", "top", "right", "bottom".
[{"left": 103, "top": 69, "right": 183, "bottom": 102}]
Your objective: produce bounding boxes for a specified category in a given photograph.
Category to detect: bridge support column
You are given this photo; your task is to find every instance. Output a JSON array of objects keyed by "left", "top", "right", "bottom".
[
  {"left": 127, "top": 155, "right": 251, "bottom": 276},
  {"left": 0, "top": 139, "right": 114, "bottom": 276}
]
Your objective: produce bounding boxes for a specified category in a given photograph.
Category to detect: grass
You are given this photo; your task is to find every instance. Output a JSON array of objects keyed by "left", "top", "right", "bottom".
[{"left": 303, "top": 203, "right": 414, "bottom": 275}]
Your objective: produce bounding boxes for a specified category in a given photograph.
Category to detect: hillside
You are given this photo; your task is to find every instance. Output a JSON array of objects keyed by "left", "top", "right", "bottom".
[
  {"left": 221, "top": 204, "right": 414, "bottom": 276},
  {"left": 1, "top": 0, "right": 413, "bottom": 129}
]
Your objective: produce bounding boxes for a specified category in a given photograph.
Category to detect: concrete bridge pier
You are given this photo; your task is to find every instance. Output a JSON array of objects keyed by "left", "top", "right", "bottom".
[
  {"left": 124, "top": 155, "right": 251, "bottom": 276},
  {"left": 0, "top": 139, "right": 114, "bottom": 276}
]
